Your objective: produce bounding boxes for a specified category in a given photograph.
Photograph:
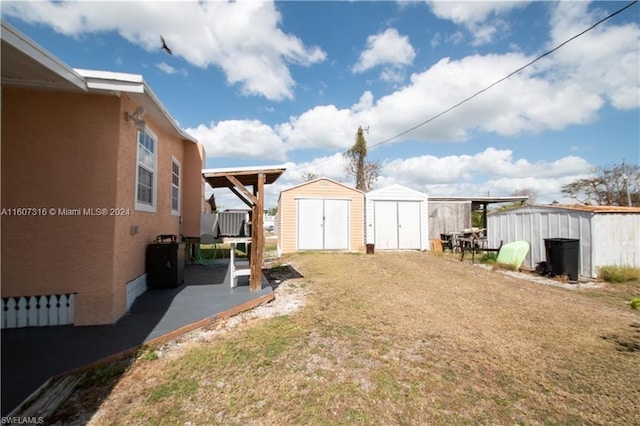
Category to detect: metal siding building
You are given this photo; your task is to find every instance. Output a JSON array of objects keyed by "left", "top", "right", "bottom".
[
  {"left": 365, "top": 184, "right": 429, "bottom": 250},
  {"left": 488, "top": 205, "right": 640, "bottom": 278}
]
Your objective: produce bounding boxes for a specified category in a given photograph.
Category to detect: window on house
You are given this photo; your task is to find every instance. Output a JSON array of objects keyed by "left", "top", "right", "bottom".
[
  {"left": 135, "top": 129, "right": 157, "bottom": 212},
  {"left": 171, "top": 158, "right": 181, "bottom": 215}
]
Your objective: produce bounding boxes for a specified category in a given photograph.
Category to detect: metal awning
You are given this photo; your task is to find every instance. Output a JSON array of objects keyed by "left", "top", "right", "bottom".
[{"left": 429, "top": 196, "right": 529, "bottom": 205}]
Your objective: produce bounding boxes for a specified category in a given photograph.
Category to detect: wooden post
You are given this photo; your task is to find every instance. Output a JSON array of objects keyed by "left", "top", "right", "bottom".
[{"left": 250, "top": 173, "right": 265, "bottom": 291}]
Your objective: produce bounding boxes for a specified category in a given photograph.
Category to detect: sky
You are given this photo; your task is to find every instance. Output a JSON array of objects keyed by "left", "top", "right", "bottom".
[{"left": 3, "top": 0, "right": 639, "bottom": 210}]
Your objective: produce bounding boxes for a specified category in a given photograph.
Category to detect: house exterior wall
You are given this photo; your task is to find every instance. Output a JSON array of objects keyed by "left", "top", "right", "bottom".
[
  {"left": 278, "top": 178, "right": 365, "bottom": 254},
  {"left": 365, "top": 185, "right": 429, "bottom": 250},
  {"left": 428, "top": 201, "right": 472, "bottom": 239},
  {"left": 182, "top": 142, "right": 206, "bottom": 238},
  {"left": 1, "top": 89, "right": 204, "bottom": 325},
  {"left": 2, "top": 88, "right": 120, "bottom": 325}
]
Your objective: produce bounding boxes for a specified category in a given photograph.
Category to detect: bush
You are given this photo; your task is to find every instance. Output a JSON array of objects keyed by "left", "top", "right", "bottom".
[
  {"left": 598, "top": 265, "right": 640, "bottom": 283},
  {"left": 630, "top": 297, "right": 640, "bottom": 310}
]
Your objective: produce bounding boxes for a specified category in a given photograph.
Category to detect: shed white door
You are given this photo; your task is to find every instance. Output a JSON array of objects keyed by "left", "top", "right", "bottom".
[
  {"left": 374, "top": 201, "right": 421, "bottom": 249},
  {"left": 298, "top": 199, "right": 349, "bottom": 250},
  {"left": 374, "top": 201, "right": 398, "bottom": 249},
  {"left": 297, "top": 199, "right": 324, "bottom": 250}
]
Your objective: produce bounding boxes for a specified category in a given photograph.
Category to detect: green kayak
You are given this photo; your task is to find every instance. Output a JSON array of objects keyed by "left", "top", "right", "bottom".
[{"left": 496, "top": 241, "right": 530, "bottom": 269}]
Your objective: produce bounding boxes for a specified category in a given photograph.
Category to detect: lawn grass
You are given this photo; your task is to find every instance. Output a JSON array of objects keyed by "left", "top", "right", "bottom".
[
  {"left": 599, "top": 265, "right": 640, "bottom": 283},
  {"left": 59, "top": 252, "right": 640, "bottom": 425}
]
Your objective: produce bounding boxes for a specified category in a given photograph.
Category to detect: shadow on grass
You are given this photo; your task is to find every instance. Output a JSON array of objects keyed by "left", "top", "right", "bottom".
[
  {"left": 263, "top": 264, "right": 304, "bottom": 290},
  {"left": 600, "top": 322, "right": 640, "bottom": 353}
]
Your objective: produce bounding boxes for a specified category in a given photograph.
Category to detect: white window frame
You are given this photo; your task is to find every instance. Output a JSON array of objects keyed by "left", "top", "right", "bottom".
[
  {"left": 135, "top": 127, "right": 157, "bottom": 213},
  {"left": 171, "top": 157, "right": 181, "bottom": 216}
]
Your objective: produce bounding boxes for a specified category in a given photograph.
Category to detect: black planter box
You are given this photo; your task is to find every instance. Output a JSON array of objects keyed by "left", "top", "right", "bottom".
[{"left": 146, "top": 241, "right": 185, "bottom": 288}]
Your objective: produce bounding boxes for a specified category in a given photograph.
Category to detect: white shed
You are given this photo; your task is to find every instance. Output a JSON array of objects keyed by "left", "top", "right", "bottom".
[
  {"left": 488, "top": 205, "right": 640, "bottom": 278},
  {"left": 365, "top": 184, "right": 429, "bottom": 250}
]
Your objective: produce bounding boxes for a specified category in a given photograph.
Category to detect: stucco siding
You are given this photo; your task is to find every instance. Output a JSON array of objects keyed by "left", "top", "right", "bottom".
[
  {"left": 278, "top": 179, "right": 364, "bottom": 254},
  {"left": 111, "top": 96, "right": 199, "bottom": 323},
  {"left": 2, "top": 90, "right": 204, "bottom": 325},
  {"left": 2, "top": 88, "right": 120, "bottom": 325},
  {"left": 182, "top": 143, "right": 206, "bottom": 238}
]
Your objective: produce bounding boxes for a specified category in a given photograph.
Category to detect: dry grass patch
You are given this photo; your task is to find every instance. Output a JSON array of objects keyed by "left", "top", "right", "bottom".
[{"left": 56, "top": 252, "right": 639, "bottom": 425}]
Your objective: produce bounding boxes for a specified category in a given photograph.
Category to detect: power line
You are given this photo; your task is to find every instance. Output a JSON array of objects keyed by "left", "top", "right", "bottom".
[
  {"left": 369, "top": 0, "right": 638, "bottom": 149},
  {"left": 287, "top": 0, "right": 638, "bottom": 173}
]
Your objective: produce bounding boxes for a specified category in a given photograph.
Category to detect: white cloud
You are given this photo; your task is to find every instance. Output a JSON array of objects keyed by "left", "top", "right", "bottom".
[
  {"left": 276, "top": 104, "right": 359, "bottom": 150},
  {"left": 547, "top": 2, "right": 640, "bottom": 110},
  {"left": 427, "top": 1, "right": 527, "bottom": 45},
  {"left": 209, "top": 153, "right": 351, "bottom": 210},
  {"left": 210, "top": 148, "right": 594, "bottom": 209},
  {"left": 156, "top": 62, "right": 188, "bottom": 77},
  {"left": 277, "top": 47, "right": 613, "bottom": 150},
  {"left": 278, "top": 2, "right": 640, "bottom": 151},
  {"left": 430, "top": 32, "right": 441, "bottom": 48},
  {"left": 2, "top": 1, "right": 325, "bottom": 101},
  {"left": 379, "top": 148, "right": 593, "bottom": 202},
  {"left": 186, "top": 120, "right": 287, "bottom": 161},
  {"left": 352, "top": 28, "right": 416, "bottom": 73},
  {"left": 379, "top": 68, "right": 406, "bottom": 84}
]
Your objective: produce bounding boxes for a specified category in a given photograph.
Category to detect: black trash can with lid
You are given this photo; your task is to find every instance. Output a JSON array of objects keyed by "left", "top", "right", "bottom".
[
  {"left": 146, "top": 235, "right": 185, "bottom": 288},
  {"left": 544, "top": 238, "right": 579, "bottom": 281}
]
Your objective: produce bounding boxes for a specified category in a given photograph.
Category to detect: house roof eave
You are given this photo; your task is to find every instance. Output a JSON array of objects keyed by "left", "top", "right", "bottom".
[{"left": 1, "top": 20, "right": 87, "bottom": 91}]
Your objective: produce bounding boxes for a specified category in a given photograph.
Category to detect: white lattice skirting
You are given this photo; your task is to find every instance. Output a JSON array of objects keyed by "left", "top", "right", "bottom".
[
  {"left": 1, "top": 294, "right": 76, "bottom": 329},
  {"left": 126, "top": 273, "right": 147, "bottom": 311}
]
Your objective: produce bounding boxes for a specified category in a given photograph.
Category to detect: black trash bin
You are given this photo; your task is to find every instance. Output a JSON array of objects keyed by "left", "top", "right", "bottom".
[
  {"left": 146, "top": 235, "right": 185, "bottom": 288},
  {"left": 544, "top": 238, "right": 580, "bottom": 281}
]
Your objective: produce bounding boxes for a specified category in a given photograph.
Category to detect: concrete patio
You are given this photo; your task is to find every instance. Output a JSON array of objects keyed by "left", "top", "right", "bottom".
[{"left": 1, "top": 260, "right": 273, "bottom": 415}]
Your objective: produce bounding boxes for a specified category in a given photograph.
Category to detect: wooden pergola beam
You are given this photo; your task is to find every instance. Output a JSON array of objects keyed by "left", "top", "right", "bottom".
[
  {"left": 225, "top": 175, "right": 258, "bottom": 205},
  {"left": 228, "top": 186, "right": 253, "bottom": 208},
  {"left": 249, "top": 173, "right": 265, "bottom": 290},
  {"left": 203, "top": 166, "right": 285, "bottom": 292}
]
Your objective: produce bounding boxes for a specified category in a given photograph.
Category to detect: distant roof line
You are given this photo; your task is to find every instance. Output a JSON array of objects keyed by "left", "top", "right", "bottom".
[
  {"left": 538, "top": 204, "right": 640, "bottom": 213},
  {"left": 280, "top": 176, "right": 365, "bottom": 194},
  {"left": 491, "top": 204, "right": 640, "bottom": 214},
  {"left": 429, "top": 195, "right": 528, "bottom": 204}
]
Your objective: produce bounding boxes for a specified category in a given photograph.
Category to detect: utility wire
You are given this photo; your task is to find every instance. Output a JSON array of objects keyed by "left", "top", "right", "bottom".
[
  {"left": 369, "top": 0, "right": 638, "bottom": 149},
  {"left": 287, "top": 0, "right": 638, "bottom": 173}
]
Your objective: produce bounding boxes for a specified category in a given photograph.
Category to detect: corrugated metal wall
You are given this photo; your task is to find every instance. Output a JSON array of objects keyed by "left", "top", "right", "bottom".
[
  {"left": 592, "top": 214, "right": 640, "bottom": 274},
  {"left": 488, "top": 207, "right": 593, "bottom": 277},
  {"left": 428, "top": 201, "right": 472, "bottom": 239}
]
